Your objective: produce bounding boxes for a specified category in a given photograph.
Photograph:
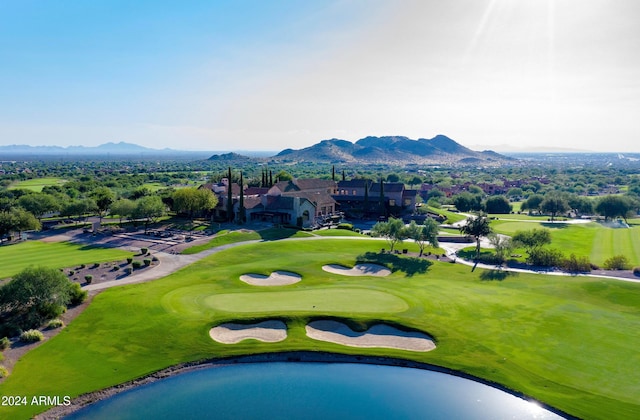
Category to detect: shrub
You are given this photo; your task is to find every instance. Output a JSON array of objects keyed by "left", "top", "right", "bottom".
[
  {"left": 127, "top": 257, "right": 133, "bottom": 264},
  {"left": 152, "top": 256, "right": 159, "bottom": 262},
  {"left": 92, "top": 262, "right": 100, "bottom": 268},
  {"left": 79, "top": 264, "right": 86, "bottom": 269},
  {"left": 132, "top": 260, "right": 142, "bottom": 269},
  {"left": 603, "top": 255, "right": 630, "bottom": 270},
  {"left": 84, "top": 274, "right": 93, "bottom": 283},
  {"left": 336, "top": 223, "right": 353, "bottom": 231},
  {"left": 113, "top": 265, "right": 120, "bottom": 271},
  {"left": 68, "top": 270, "right": 75, "bottom": 276},
  {"left": 143, "top": 259, "right": 151, "bottom": 266},
  {"left": 561, "top": 254, "right": 591, "bottom": 273},
  {"left": 124, "top": 267, "right": 132, "bottom": 275},
  {"left": 527, "top": 248, "right": 564, "bottom": 267},
  {"left": 0, "top": 336, "right": 10, "bottom": 350},
  {"left": 47, "top": 319, "right": 65, "bottom": 329},
  {"left": 20, "top": 329, "right": 44, "bottom": 343},
  {"left": 0, "top": 366, "right": 8, "bottom": 378},
  {"left": 141, "top": 247, "right": 148, "bottom": 255},
  {"left": 633, "top": 267, "right": 640, "bottom": 277},
  {"left": 68, "top": 282, "right": 88, "bottom": 305}
]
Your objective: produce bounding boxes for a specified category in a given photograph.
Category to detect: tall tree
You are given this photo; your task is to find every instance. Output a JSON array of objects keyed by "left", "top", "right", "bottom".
[
  {"left": 405, "top": 219, "right": 439, "bottom": 256},
  {"left": 110, "top": 198, "right": 136, "bottom": 226},
  {"left": 238, "top": 171, "right": 245, "bottom": 224},
  {"left": 595, "top": 195, "right": 636, "bottom": 223},
  {"left": 540, "top": 195, "right": 570, "bottom": 221},
  {"left": 227, "top": 167, "right": 234, "bottom": 222},
  {"left": 371, "top": 217, "right": 405, "bottom": 252},
  {"left": 17, "top": 193, "right": 60, "bottom": 221},
  {"left": 512, "top": 228, "right": 552, "bottom": 253},
  {"left": 92, "top": 186, "right": 115, "bottom": 222},
  {"left": 133, "top": 195, "right": 166, "bottom": 234},
  {"left": 459, "top": 215, "right": 492, "bottom": 260},
  {"left": 379, "top": 178, "right": 385, "bottom": 217}
]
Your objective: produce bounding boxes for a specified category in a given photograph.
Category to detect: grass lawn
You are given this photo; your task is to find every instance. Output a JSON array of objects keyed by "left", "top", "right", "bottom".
[
  {"left": 1, "top": 239, "right": 638, "bottom": 418},
  {"left": 0, "top": 241, "right": 131, "bottom": 279},
  {"left": 181, "top": 230, "right": 261, "bottom": 254},
  {"left": 311, "top": 229, "right": 365, "bottom": 237},
  {"left": 491, "top": 220, "right": 640, "bottom": 266},
  {"left": 427, "top": 206, "right": 467, "bottom": 224},
  {"left": 8, "top": 177, "right": 67, "bottom": 192}
]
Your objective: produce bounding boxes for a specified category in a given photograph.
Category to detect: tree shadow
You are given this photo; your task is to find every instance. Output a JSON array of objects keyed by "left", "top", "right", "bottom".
[
  {"left": 258, "top": 227, "right": 301, "bottom": 241},
  {"left": 540, "top": 222, "right": 569, "bottom": 229},
  {"left": 356, "top": 252, "right": 432, "bottom": 277},
  {"left": 479, "top": 269, "right": 518, "bottom": 281}
]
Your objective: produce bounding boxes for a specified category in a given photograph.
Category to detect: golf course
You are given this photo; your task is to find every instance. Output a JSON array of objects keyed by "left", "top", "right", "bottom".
[{"left": 0, "top": 237, "right": 639, "bottom": 418}]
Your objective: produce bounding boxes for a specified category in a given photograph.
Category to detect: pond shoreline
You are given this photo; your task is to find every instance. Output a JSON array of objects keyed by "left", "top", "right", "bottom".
[{"left": 38, "top": 351, "right": 576, "bottom": 419}]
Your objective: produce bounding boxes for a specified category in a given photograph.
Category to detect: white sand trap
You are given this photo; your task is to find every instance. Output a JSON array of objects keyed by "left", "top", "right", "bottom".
[
  {"left": 239, "top": 271, "right": 301, "bottom": 286},
  {"left": 306, "top": 320, "right": 436, "bottom": 352},
  {"left": 322, "top": 263, "right": 391, "bottom": 277},
  {"left": 209, "top": 320, "right": 287, "bottom": 344}
]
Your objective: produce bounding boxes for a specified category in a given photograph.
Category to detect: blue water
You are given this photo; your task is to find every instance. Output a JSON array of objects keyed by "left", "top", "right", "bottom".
[{"left": 67, "top": 362, "right": 563, "bottom": 419}]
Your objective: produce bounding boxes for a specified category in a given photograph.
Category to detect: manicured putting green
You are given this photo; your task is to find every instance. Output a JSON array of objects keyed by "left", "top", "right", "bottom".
[{"left": 163, "top": 286, "right": 408, "bottom": 315}]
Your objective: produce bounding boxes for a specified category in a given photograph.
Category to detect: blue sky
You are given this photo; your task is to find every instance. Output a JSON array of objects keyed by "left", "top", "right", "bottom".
[{"left": 1, "top": 0, "right": 639, "bottom": 152}]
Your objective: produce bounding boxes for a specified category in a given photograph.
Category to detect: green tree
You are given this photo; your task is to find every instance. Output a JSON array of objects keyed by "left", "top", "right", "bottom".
[
  {"left": 459, "top": 215, "right": 492, "bottom": 260},
  {"left": 485, "top": 195, "right": 512, "bottom": 214},
  {"left": 522, "top": 194, "right": 544, "bottom": 215},
  {"left": 173, "top": 188, "right": 218, "bottom": 219},
  {"left": 0, "top": 208, "right": 41, "bottom": 240},
  {"left": 512, "top": 228, "right": 552, "bottom": 253},
  {"left": 371, "top": 217, "right": 405, "bottom": 252},
  {"left": 133, "top": 195, "right": 166, "bottom": 233},
  {"left": 92, "top": 187, "right": 115, "bottom": 222},
  {"left": 238, "top": 171, "right": 245, "bottom": 224},
  {"left": 0, "top": 266, "right": 75, "bottom": 335},
  {"left": 17, "top": 193, "right": 60, "bottom": 221},
  {"left": 405, "top": 219, "right": 439, "bottom": 256},
  {"left": 275, "top": 170, "right": 293, "bottom": 182},
  {"left": 110, "top": 198, "right": 136, "bottom": 226},
  {"left": 540, "top": 195, "right": 569, "bottom": 221},
  {"left": 487, "top": 233, "right": 513, "bottom": 264},
  {"left": 595, "top": 195, "right": 636, "bottom": 223}
]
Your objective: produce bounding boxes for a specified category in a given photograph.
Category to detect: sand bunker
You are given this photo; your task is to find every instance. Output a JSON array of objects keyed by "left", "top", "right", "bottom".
[
  {"left": 239, "top": 271, "right": 301, "bottom": 286},
  {"left": 305, "top": 320, "right": 435, "bottom": 352},
  {"left": 322, "top": 263, "right": 391, "bottom": 277},
  {"left": 209, "top": 320, "right": 287, "bottom": 344}
]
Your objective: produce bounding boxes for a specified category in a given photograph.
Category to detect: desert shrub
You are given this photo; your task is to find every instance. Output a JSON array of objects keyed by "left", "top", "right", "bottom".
[
  {"left": 68, "top": 270, "right": 75, "bottom": 276},
  {"left": 68, "top": 282, "right": 87, "bottom": 305},
  {"left": 47, "top": 319, "right": 64, "bottom": 329},
  {"left": 152, "top": 256, "right": 159, "bottom": 262},
  {"left": 337, "top": 223, "right": 353, "bottom": 231},
  {"left": 0, "top": 366, "right": 8, "bottom": 378},
  {"left": 527, "top": 248, "right": 564, "bottom": 267},
  {"left": 84, "top": 274, "right": 93, "bottom": 283},
  {"left": 0, "top": 336, "right": 10, "bottom": 350},
  {"left": 124, "top": 267, "right": 132, "bottom": 275},
  {"left": 143, "top": 259, "right": 151, "bottom": 266},
  {"left": 112, "top": 265, "right": 120, "bottom": 271},
  {"left": 92, "top": 262, "right": 100, "bottom": 268},
  {"left": 560, "top": 254, "right": 591, "bottom": 273},
  {"left": 132, "top": 260, "right": 142, "bottom": 269},
  {"left": 127, "top": 257, "right": 133, "bottom": 264},
  {"left": 141, "top": 247, "right": 148, "bottom": 255},
  {"left": 20, "top": 329, "right": 44, "bottom": 343},
  {"left": 603, "top": 255, "right": 630, "bottom": 270},
  {"left": 633, "top": 267, "right": 640, "bottom": 277},
  {"left": 79, "top": 264, "right": 86, "bottom": 269}
]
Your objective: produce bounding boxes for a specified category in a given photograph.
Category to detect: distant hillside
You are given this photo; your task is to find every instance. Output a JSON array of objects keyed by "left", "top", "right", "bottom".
[
  {"left": 272, "top": 135, "right": 512, "bottom": 165},
  {"left": 0, "top": 142, "right": 211, "bottom": 158}
]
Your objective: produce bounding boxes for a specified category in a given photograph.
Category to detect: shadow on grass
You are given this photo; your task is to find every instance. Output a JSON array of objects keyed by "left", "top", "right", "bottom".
[
  {"left": 479, "top": 269, "right": 518, "bottom": 281},
  {"left": 540, "top": 222, "right": 570, "bottom": 229},
  {"left": 258, "top": 227, "right": 302, "bottom": 241},
  {"left": 356, "top": 252, "right": 432, "bottom": 277}
]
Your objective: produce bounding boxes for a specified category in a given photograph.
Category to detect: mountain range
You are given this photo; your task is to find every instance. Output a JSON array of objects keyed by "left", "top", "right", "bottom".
[
  {"left": 270, "top": 135, "right": 511, "bottom": 165},
  {"left": 2, "top": 136, "right": 511, "bottom": 165}
]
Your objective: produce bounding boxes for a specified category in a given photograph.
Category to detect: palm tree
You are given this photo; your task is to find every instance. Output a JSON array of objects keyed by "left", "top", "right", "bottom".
[{"left": 459, "top": 214, "right": 492, "bottom": 260}]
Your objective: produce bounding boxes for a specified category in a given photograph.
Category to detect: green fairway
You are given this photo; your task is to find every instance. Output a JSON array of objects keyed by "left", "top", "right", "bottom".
[
  {"left": 0, "top": 241, "right": 131, "bottom": 279},
  {"left": 8, "top": 177, "right": 67, "bottom": 192},
  {"left": 491, "top": 220, "right": 640, "bottom": 266},
  {"left": 1, "top": 238, "right": 639, "bottom": 419},
  {"left": 180, "top": 230, "right": 261, "bottom": 254}
]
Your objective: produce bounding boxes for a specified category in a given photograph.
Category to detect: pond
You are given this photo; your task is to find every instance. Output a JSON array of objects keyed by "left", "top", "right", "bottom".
[{"left": 66, "top": 362, "right": 563, "bottom": 419}]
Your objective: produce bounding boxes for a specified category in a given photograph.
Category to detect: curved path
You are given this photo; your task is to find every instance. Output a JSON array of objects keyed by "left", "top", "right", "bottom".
[{"left": 80, "top": 232, "right": 639, "bottom": 292}]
